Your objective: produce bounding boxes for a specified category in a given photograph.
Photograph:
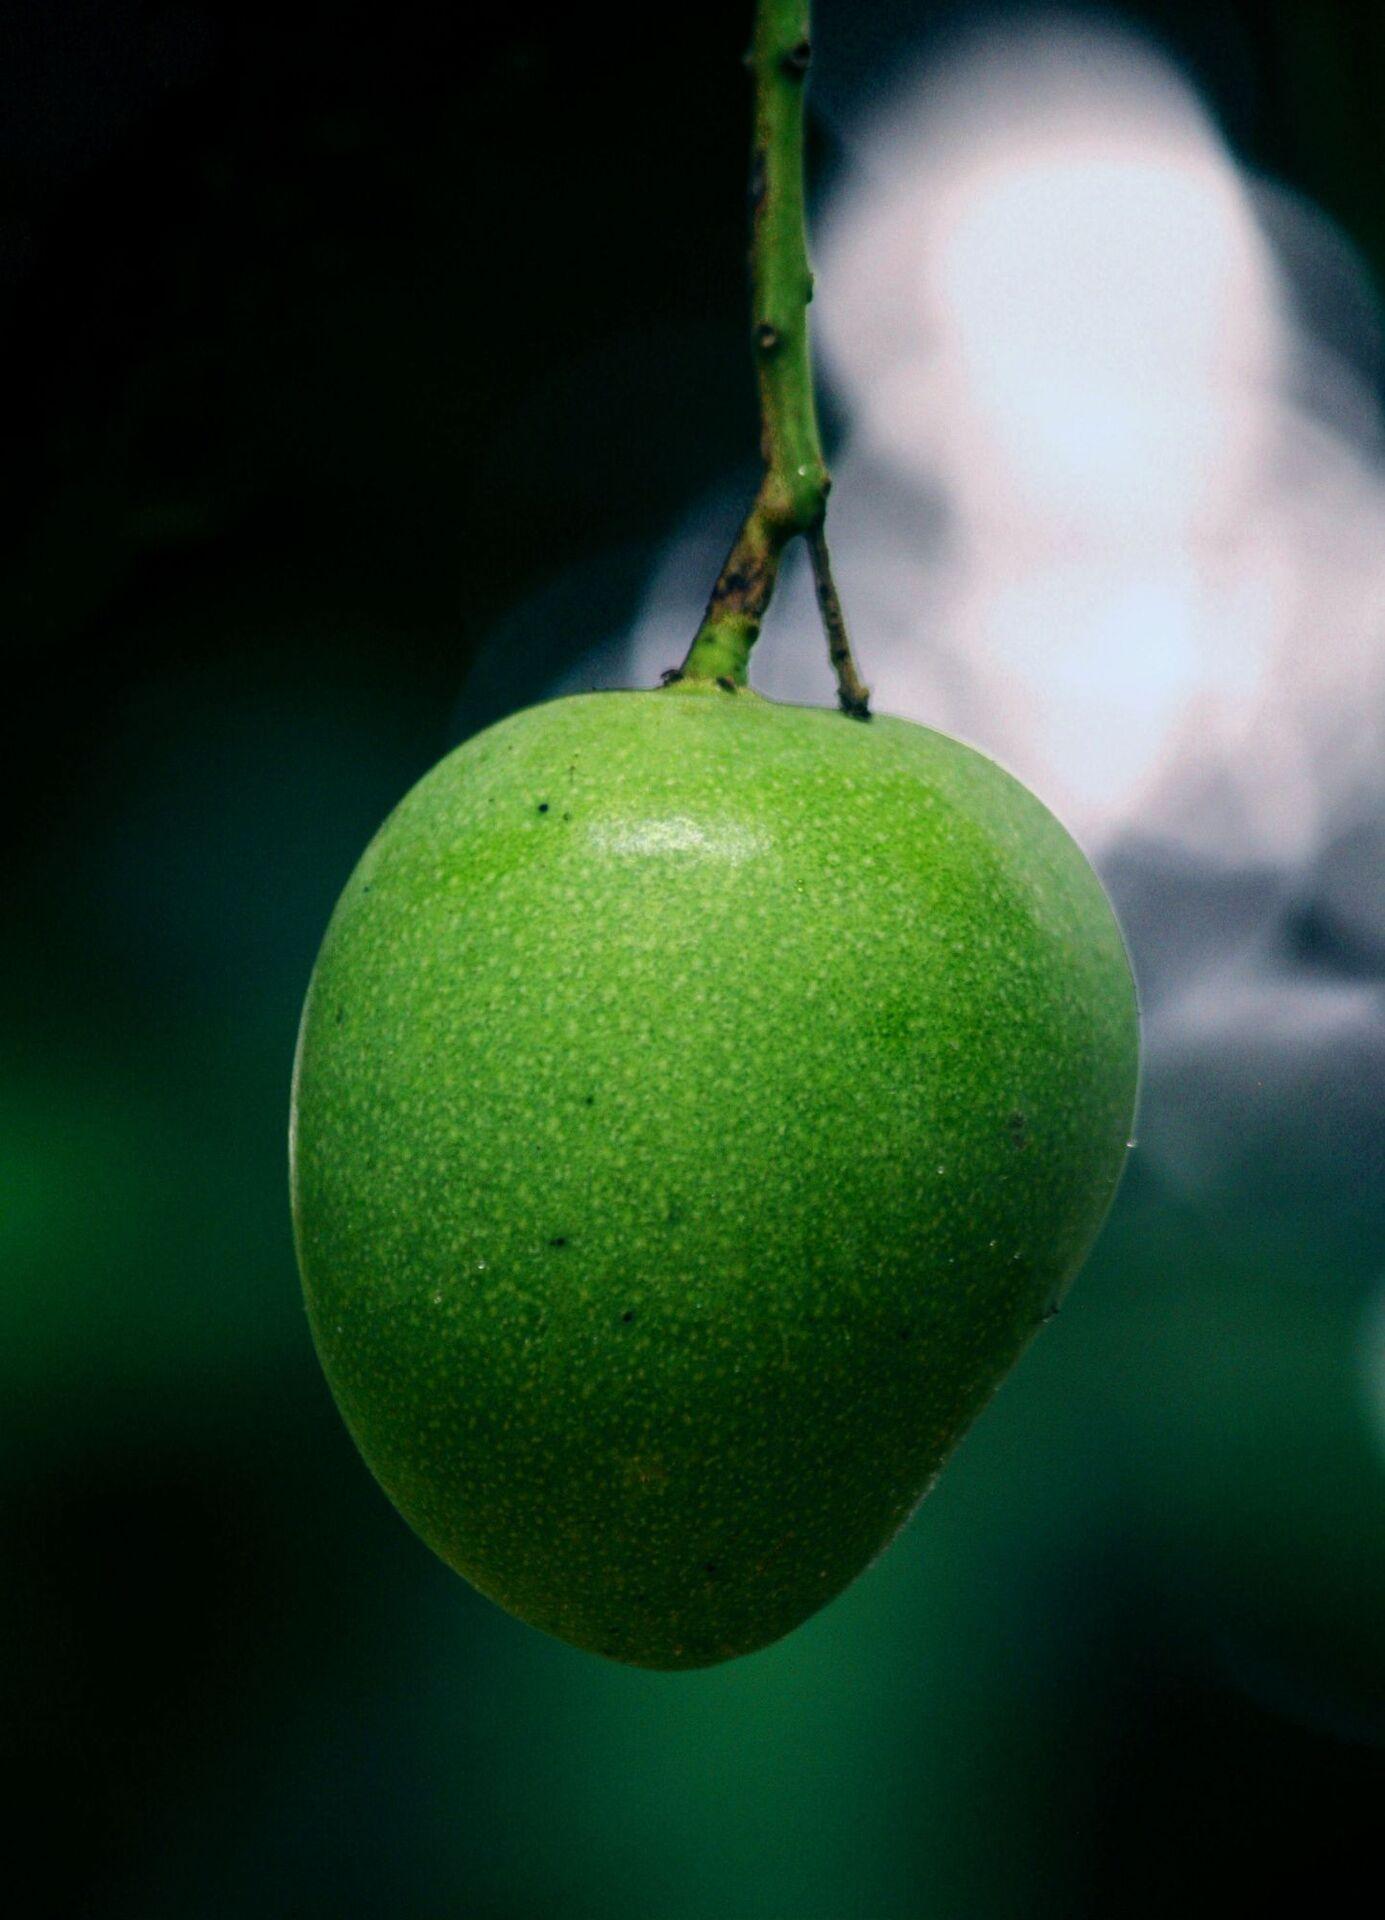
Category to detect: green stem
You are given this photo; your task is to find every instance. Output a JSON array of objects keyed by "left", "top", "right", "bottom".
[{"left": 672, "top": 0, "right": 870, "bottom": 717}]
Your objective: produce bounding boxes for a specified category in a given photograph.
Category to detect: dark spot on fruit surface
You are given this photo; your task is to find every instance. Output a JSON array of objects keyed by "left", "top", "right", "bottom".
[
  {"left": 899, "top": 1326, "right": 912, "bottom": 1341},
  {"left": 583, "top": 1094, "right": 595, "bottom": 1106},
  {"left": 621, "top": 1310, "right": 635, "bottom": 1323},
  {"left": 335, "top": 1007, "right": 344, "bottom": 1026},
  {"left": 537, "top": 802, "right": 549, "bottom": 814},
  {"left": 548, "top": 1236, "right": 568, "bottom": 1248},
  {"left": 704, "top": 1562, "right": 718, "bottom": 1576}
]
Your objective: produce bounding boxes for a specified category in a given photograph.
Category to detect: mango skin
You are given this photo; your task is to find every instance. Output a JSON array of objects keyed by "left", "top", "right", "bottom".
[{"left": 290, "top": 686, "right": 1138, "bottom": 1668}]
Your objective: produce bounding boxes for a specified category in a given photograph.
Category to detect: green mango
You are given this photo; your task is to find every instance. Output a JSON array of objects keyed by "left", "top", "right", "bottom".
[{"left": 290, "top": 684, "right": 1138, "bottom": 1667}]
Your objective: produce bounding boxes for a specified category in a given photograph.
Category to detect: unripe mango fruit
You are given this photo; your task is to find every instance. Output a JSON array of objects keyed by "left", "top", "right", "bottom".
[{"left": 290, "top": 685, "right": 1138, "bottom": 1667}]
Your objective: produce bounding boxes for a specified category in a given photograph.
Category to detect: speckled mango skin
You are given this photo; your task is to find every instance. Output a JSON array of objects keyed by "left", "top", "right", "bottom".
[{"left": 290, "top": 685, "right": 1138, "bottom": 1668}]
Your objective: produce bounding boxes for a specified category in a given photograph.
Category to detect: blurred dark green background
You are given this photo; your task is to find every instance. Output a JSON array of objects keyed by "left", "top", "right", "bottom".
[{"left": 5, "top": 3, "right": 1384, "bottom": 1914}]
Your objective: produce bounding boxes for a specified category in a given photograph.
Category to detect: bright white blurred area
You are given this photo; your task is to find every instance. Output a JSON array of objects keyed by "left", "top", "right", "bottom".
[
  {"left": 526, "top": 14, "right": 1385, "bottom": 1194},
  {"left": 806, "top": 21, "right": 1383, "bottom": 879}
]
